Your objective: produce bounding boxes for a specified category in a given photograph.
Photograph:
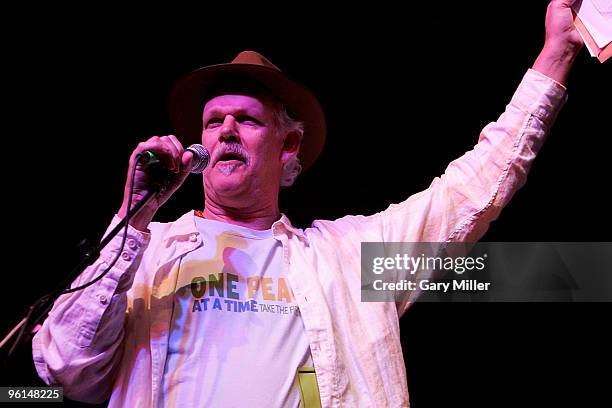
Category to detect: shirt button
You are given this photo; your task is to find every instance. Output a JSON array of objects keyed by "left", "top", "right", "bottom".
[
  {"left": 121, "top": 251, "right": 131, "bottom": 261},
  {"left": 127, "top": 239, "right": 137, "bottom": 249},
  {"left": 189, "top": 233, "right": 198, "bottom": 242},
  {"left": 99, "top": 294, "right": 108, "bottom": 304}
]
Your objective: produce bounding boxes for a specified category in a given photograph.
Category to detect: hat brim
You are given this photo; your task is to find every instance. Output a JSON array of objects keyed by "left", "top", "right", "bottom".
[{"left": 168, "top": 63, "right": 326, "bottom": 171}]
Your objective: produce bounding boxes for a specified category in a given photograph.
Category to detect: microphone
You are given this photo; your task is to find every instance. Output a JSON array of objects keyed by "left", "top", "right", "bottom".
[{"left": 137, "top": 144, "right": 210, "bottom": 173}]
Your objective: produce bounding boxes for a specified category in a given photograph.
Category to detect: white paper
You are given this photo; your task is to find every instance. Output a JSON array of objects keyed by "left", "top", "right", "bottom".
[
  {"left": 591, "top": 0, "right": 612, "bottom": 17},
  {"left": 573, "top": 0, "right": 612, "bottom": 48}
]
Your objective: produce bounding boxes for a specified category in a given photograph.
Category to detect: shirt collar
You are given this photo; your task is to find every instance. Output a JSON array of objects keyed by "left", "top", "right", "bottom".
[
  {"left": 162, "top": 210, "right": 200, "bottom": 242},
  {"left": 163, "top": 210, "right": 307, "bottom": 242},
  {"left": 273, "top": 213, "right": 307, "bottom": 240}
]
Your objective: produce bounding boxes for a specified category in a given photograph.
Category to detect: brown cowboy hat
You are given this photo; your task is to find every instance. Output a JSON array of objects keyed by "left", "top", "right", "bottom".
[{"left": 168, "top": 50, "right": 326, "bottom": 171}]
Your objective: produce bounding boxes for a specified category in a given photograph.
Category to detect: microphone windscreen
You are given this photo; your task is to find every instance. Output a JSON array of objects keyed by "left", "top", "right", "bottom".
[{"left": 186, "top": 144, "right": 210, "bottom": 173}]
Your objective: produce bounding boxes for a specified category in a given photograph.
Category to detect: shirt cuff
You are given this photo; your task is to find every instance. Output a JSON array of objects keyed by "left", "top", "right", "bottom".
[
  {"left": 509, "top": 68, "right": 568, "bottom": 127},
  {"left": 96, "top": 215, "right": 150, "bottom": 283},
  {"left": 104, "top": 215, "right": 151, "bottom": 241}
]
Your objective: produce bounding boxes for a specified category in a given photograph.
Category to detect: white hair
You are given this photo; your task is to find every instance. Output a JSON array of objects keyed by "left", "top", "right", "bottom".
[{"left": 275, "top": 106, "right": 304, "bottom": 187}]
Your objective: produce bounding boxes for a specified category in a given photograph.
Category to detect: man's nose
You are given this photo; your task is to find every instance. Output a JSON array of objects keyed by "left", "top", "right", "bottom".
[{"left": 219, "top": 115, "right": 240, "bottom": 142}]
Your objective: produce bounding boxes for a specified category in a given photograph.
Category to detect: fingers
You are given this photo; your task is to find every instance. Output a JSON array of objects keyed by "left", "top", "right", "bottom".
[
  {"left": 132, "top": 135, "right": 185, "bottom": 173},
  {"left": 166, "top": 135, "right": 184, "bottom": 159},
  {"left": 550, "top": 0, "right": 577, "bottom": 10},
  {"left": 560, "top": 0, "right": 577, "bottom": 7},
  {"left": 167, "top": 135, "right": 194, "bottom": 175},
  {"left": 180, "top": 150, "right": 195, "bottom": 176}
]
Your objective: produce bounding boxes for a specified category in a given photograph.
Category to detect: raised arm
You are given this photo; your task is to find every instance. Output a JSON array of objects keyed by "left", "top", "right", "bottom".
[{"left": 532, "top": 0, "right": 583, "bottom": 86}]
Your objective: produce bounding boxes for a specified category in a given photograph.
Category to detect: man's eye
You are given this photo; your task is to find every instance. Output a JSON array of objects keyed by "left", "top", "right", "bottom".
[
  {"left": 206, "top": 119, "right": 222, "bottom": 128},
  {"left": 239, "top": 116, "right": 260, "bottom": 125}
]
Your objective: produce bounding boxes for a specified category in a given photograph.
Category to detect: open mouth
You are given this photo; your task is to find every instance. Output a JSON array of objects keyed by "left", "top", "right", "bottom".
[
  {"left": 213, "top": 143, "right": 249, "bottom": 169},
  {"left": 214, "top": 150, "right": 248, "bottom": 168},
  {"left": 218, "top": 152, "right": 246, "bottom": 163}
]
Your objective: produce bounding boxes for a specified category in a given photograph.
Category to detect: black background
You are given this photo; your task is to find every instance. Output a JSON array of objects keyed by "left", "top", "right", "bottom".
[{"left": 2, "top": 2, "right": 611, "bottom": 406}]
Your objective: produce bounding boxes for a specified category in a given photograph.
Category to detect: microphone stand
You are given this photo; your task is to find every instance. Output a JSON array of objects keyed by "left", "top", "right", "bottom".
[{"left": 0, "top": 188, "right": 158, "bottom": 361}]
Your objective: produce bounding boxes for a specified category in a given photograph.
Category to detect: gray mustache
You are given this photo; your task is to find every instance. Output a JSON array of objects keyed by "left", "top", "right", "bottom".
[{"left": 212, "top": 142, "right": 249, "bottom": 165}]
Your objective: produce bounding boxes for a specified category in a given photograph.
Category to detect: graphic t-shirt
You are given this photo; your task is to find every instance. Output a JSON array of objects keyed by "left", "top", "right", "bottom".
[{"left": 161, "top": 216, "right": 312, "bottom": 407}]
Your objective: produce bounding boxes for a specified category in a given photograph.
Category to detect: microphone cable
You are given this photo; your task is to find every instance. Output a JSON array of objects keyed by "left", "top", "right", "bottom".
[
  {"left": 62, "top": 155, "right": 144, "bottom": 294},
  {"left": 3, "top": 154, "right": 152, "bottom": 357}
]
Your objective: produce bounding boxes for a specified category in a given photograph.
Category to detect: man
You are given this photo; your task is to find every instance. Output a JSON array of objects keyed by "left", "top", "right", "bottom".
[{"left": 32, "top": 1, "right": 583, "bottom": 406}]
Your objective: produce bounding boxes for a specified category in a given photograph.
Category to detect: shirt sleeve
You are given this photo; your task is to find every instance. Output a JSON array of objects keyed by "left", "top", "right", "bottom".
[
  {"left": 31, "top": 216, "right": 150, "bottom": 404},
  {"left": 381, "top": 69, "right": 567, "bottom": 244},
  {"left": 311, "top": 69, "right": 568, "bottom": 318},
  {"left": 385, "top": 69, "right": 567, "bottom": 315}
]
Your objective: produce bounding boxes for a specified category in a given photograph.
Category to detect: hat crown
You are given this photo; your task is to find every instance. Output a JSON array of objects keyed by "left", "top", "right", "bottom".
[{"left": 231, "top": 51, "right": 280, "bottom": 71}]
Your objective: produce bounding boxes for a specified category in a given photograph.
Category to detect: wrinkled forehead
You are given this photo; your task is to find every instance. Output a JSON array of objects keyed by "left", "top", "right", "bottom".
[
  {"left": 203, "top": 94, "right": 270, "bottom": 117},
  {"left": 202, "top": 76, "right": 281, "bottom": 112}
]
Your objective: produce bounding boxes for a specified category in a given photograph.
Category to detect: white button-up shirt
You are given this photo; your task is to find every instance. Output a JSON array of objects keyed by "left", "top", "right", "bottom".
[{"left": 32, "top": 69, "right": 567, "bottom": 407}]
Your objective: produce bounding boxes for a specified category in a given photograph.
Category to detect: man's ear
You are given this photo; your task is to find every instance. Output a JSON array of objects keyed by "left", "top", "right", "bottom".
[{"left": 280, "top": 131, "right": 301, "bottom": 164}]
